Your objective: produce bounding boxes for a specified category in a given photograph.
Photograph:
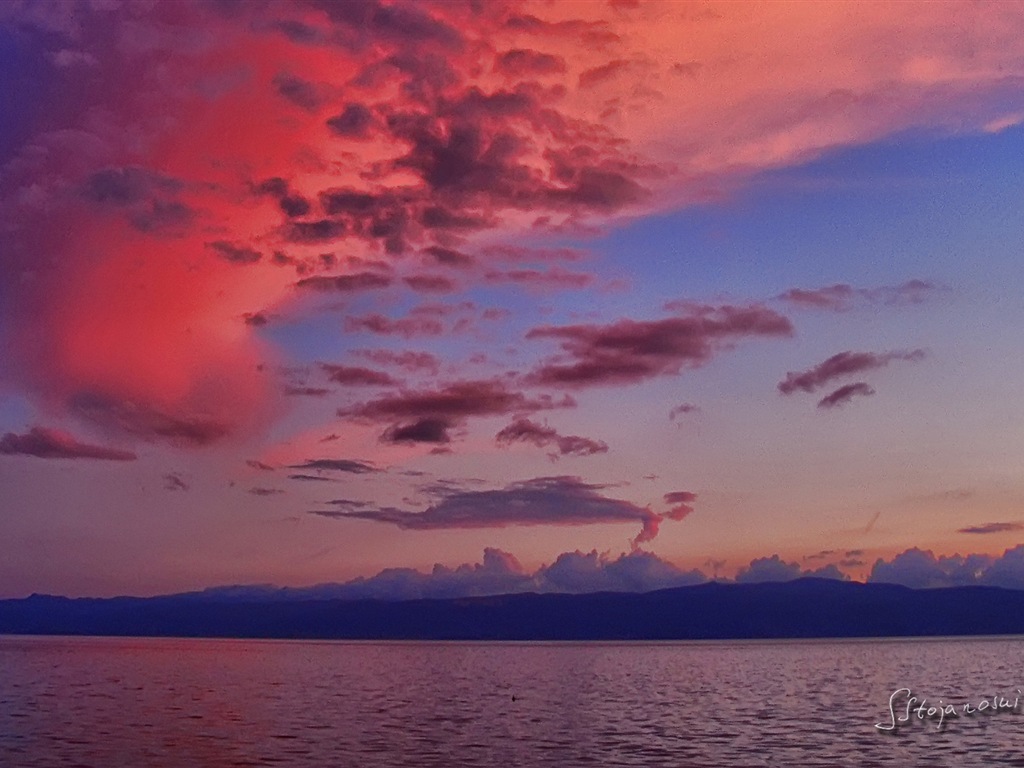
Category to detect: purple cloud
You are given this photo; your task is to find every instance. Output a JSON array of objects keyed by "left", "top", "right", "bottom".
[
  {"left": 817, "top": 382, "right": 876, "bottom": 409},
  {"left": 777, "top": 279, "right": 941, "bottom": 311},
  {"left": 779, "top": 349, "right": 925, "bottom": 394},
  {"left": 0, "top": 427, "right": 137, "bottom": 461},
  {"left": 495, "top": 418, "right": 608, "bottom": 456},
  {"left": 527, "top": 305, "right": 793, "bottom": 388},
  {"left": 319, "top": 364, "right": 398, "bottom": 387},
  {"left": 958, "top": 522, "right": 1024, "bottom": 535},
  {"left": 309, "top": 475, "right": 689, "bottom": 548}
]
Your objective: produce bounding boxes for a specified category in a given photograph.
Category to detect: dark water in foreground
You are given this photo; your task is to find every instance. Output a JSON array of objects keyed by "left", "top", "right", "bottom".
[{"left": 2, "top": 636, "right": 1024, "bottom": 766}]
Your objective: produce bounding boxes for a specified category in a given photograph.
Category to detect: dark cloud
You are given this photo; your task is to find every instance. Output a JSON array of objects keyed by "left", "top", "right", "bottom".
[
  {"left": 314, "top": 0, "right": 464, "bottom": 51},
  {"left": 422, "top": 245, "right": 474, "bottom": 267},
  {"left": 777, "top": 279, "right": 941, "bottom": 311},
  {"left": 279, "top": 194, "right": 312, "bottom": 218},
  {"left": 283, "top": 386, "right": 331, "bottom": 397},
  {"left": 343, "top": 379, "right": 572, "bottom": 423},
  {"left": 295, "top": 272, "right": 392, "bottom": 292},
  {"left": 248, "top": 487, "right": 284, "bottom": 496},
  {"left": 288, "top": 458, "right": 379, "bottom": 474},
  {"left": 253, "top": 176, "right": 311, "bottom": 218},
  {"left": 309, "top": 475, "right": 682, "bottom": 548},
  {"left": 130, "top": 199, "right": 196, "bottom": 234},
  {"left": 284, "top": 219, "right": 348, "bottom": 244},
  {"left": 403, "top": 274, "right": 457, "bottom": 293},
  {"left": 484, "top": 267, "right": 592, "bottom": 290},
  {"left": 344, "top": 312, "right": 444, "bottom": 338},
  {"left": 80, "top": 166, "right": 181, "bottom": 206},
  {"left": 527, "top": 305, "right": 793, "bottom": 388},
  {"left": 272, "top": 72, "right": 323, "bottom": 110},
  {"left": 79, "top": 166, "right": 193, "bottom": 234},
  {"left": 503, "top": 14, "right": 619, "bottom": 47},
  {"left": 208, "top": 240, "right": 262, "bottom": 265},
  {"left": 420, "top": 206, "right": 490, "bottom": 230},
  {"left": 578, "top": 59, "right": 632, "bottom": 88},
  {"left": 0, "top": 427, "right": 137, "bottom": 461},
  {"left": 243, "top": 312, "right": 269, "bottom": 326},
  {"left": 327, "top": 104, "right": 375, "bottom": 138},
  {"left": 494, "top": 49, "right": 567, "bottom": 77},
  {"left": 382, "top": 417, "right": 454, "bottom": 444},
  {"left": 163, "top": 472, "right": 189, "bottom": 491},
  {"left": 495, "top": 418, "right": 608, "bottom": 456},
  {"left": 958, "top": 522, "right": 1024, "bottom": 535},
  {"left": 246, "top": 459, "right": 275, "bottom": 471},
  {"left": 480, "top": 244, "right": 586, "bottom": 262},
  {"left": 352, "top": 349, "right": 440, "bottom": 373},
  {"left": 71, "top": 394, "right": 230, "bottom": 447},
  {"left": 817, "top": 382, "right": 875, "bottom": 409},
  {"left": 778, "top": 349, "right": 925, "bottom": 394},
  {"left": 668, "top": 403, "right": 698, "bottom": 420},
  {"left": 251, "top": 13, "right": 661, "bottom": 264},
  {"left": 289, "top": 474, "right": 337, "bottom": 482},
  {"left": 298, "top": 78, "right": 655, "bottom": 255},
  {"left": 325, "top": 499, "right": 372, "bottom": 509},
  {"left": 803, "top": 549, "right": 837, "bottom": 562},
  {"left": 320, "top": 364, "right": 398, "bottom": 387}
]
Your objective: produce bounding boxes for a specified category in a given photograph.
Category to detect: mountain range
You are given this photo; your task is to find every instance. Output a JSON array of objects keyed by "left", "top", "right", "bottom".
[{"left": 4, "top": 578, "right": 1024, "bottom": 640}]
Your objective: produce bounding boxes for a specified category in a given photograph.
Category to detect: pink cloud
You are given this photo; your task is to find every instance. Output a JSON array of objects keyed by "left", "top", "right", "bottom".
[{"left": 2, "top": 0, "right": 1021, "bottom": 453}]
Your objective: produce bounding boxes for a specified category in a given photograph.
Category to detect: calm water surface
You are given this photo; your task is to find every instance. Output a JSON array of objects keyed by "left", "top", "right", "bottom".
[{"left": 2, "top": 636, "right": 1024, "bottom": 766}]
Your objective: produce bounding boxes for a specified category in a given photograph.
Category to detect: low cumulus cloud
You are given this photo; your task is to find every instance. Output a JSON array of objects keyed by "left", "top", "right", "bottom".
[
  {"left": 309, "top": 475, "right": 691, "bottom": 548},
  {"left": 273, "top": 548, "right": 708, "bottom": 601},
  {"left": 0, "top": 427, "right": 136, "bottom": 461},
  {"left": 735, "top": 554, "right": 849, "bottom": 584},
  {"left": 869, "top": 548, "right": 999, "bottom": 589},
  {"left": 867, "top": 547, "right": 1024, "bottom": 590}
]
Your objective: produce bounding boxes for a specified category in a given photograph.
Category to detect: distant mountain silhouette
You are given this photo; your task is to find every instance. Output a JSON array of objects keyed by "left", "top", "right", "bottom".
[{"left": 4, "top": 578, "right": 1024, "bottom": 640}]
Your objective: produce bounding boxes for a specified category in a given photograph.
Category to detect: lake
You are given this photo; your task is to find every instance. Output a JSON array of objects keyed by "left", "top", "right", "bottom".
[{"left": 2, "top": 635, "right": 1023, "bottom": 766}]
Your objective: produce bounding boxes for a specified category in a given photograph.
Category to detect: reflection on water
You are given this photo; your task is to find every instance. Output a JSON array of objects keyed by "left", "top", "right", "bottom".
[{"left": 2, "top": 636, "right": 1024, "bottom": 766}]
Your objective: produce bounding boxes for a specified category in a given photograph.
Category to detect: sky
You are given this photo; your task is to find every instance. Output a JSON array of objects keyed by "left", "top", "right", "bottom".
[{"left": 2, "top": 0, "right": 1024, "bottom": 598}]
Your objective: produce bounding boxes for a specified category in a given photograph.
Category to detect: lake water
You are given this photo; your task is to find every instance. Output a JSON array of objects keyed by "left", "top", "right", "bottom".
[{"left": 2, "top": 635, "right": 1024, "bottom": 766}]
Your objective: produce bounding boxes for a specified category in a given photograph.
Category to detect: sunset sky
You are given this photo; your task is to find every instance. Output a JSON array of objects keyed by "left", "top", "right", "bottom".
[{"left": 2, "top": 0, "right": 1024, "bottom": 598}]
